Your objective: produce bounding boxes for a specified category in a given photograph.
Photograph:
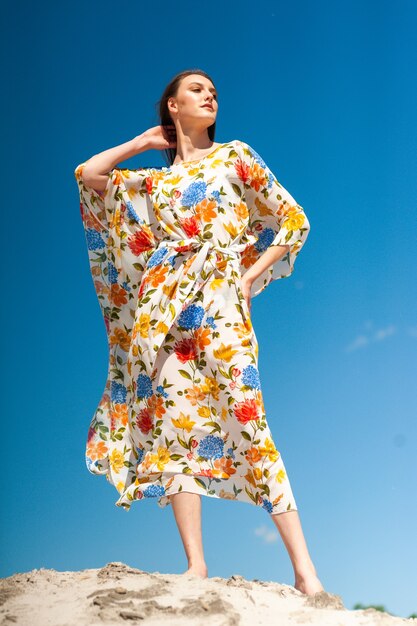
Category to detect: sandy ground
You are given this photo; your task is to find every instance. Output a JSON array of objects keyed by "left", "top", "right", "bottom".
[{"left": 0, "top": 561, "right": 414, "bottom": 626}]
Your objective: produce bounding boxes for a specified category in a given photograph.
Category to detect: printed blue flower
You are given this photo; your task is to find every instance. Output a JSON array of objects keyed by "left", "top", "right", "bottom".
[
  {"left": 254, "top": 227, "right": 275, "bottom": 252},
  {"left": 126, "top": 200, "right": 141, "bottom": 223},
  {"left": 156, "top": 385, "right": 169, "bottom": 398},
  {"left": 143, "top": 484, "right": 166, "bottom": 498},
  {"left": 211, "top": 189, "right": 221, "bottom": 202},
  {"left": 147, "top": 246, "right": 169, "bottom": 269},
  {"left": 168, "top": 255, "right": 176, "bottom": 267},
  {"left": 181, "top": 181, "right": 207, "bottom": 206},
  {"left": 136, "top": 447, "right": 145, "bottom": 463},
  {"left": 197, "top": 435, "right": 225, "bottom": 460},
  {"left": 249, "top": 147, "right": 268, "bottom": 171},
  {"left": 178, "top": 304, "right": 205, "bottom": 329},
  {"left": 107, "top": 262, "right": 119, "bottom": 284},
  {"left": 121, "top": 281, "right": 131, "bottom": 292},
  {"left": 241, "top": 365, "right": 261, "bottom": 390},
  {"left": 136, "top": 374, "right": 153, "bottom": 398},
  {"left": 261, "top": 498, "right": 273, "bottom": 513},
  {"left": 86, "top": 228, "right": 105, "bottom": 251},
  {"left": 111, "top": 381, "right": 127, "bottom": 404},
  {"left": 206, "top": 315, "right": 217, "bottom": 329},
  {"left": 226, "top": 447, "right": 235, "bottom": 459}
]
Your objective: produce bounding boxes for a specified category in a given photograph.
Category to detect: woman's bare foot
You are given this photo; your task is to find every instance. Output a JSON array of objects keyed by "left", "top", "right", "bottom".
[
  {"left": 294, "top": 570, "right": 325, "bottom": 595},
  {"left": 183, "top": 563, "right": 208, "bottom": 578}
]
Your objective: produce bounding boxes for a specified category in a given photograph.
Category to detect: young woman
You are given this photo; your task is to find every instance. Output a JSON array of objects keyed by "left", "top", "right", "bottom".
[{"left": 74, "top": 68, "right": 324, "bottom": 595}]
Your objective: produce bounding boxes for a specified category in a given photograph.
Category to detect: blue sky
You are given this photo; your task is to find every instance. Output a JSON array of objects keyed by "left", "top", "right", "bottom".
[{"left": 2, "top": 0, "right": 416, "bottom": 619}]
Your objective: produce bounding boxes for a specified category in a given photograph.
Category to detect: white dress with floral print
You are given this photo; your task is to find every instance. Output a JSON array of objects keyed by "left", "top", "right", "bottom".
[{"left": 74, "top": 139, "right": 310, "bottom": 515}]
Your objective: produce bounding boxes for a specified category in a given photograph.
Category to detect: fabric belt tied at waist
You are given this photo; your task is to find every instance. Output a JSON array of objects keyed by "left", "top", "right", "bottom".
[{"left": 131, "top": 237, "right": 248, "bottom": 385}]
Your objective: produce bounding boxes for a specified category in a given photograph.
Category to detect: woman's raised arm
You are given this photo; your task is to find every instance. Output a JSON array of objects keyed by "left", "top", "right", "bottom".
[
  {"left": 81, "top": 134, "right": 149, "bottom": 193},
  {"left": 81, "top": 125, "right": 177, "bottom": 193}
]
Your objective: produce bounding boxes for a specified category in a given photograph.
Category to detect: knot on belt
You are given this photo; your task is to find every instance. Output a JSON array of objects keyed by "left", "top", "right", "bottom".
[{"left": 159, "top": 237, "right": 247, "bottom": 277}]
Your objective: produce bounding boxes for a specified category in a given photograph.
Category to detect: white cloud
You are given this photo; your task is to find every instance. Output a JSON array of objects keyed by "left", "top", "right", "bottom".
[
  {"left": 373, "top": 325, "right": 397, "bottom": 341},
  {"left": 254, "top": 524, "right": 278, "bottom": 544},
  {"left": 345, "top": 334, "right": 369, "bottom": 352},
  {"left": 345, "top": 323, "right": 397, "bottom": 352}
]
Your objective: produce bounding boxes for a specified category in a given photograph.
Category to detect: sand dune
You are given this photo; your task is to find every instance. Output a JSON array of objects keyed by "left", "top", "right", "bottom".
[{"left": 0, "top": 561, "right": 414, "bottom": 625}]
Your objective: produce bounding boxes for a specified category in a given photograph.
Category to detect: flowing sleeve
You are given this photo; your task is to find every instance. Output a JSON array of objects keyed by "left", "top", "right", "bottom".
[
  {"left": 74, "top": 162, "right": 158, "bottom": 341},
  {"left": 236, "top": 140, "right": 311, "bottom": 297},
  {"left": 74, "top": 161, "right": 159, "bottom": 479}
]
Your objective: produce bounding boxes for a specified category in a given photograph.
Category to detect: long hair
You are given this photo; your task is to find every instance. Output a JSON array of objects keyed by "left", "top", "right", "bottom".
[{"left": 156, "top": 68, "right": 217, "bottom": 166}]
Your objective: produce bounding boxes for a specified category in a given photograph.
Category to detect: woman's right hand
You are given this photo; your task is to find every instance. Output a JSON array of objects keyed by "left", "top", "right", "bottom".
[{"left": 141, "top": 125, "right": 177, "bottom": 152}]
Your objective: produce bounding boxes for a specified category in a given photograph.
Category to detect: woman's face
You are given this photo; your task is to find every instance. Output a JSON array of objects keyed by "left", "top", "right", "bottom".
[{"left": 168, "top": 74, "right": 218, "bottom": 128}]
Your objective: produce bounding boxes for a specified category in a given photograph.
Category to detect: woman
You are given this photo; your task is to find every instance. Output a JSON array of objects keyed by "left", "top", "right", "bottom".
[{"left": 74, "top": 68, "right": 324, "bottom": 595}]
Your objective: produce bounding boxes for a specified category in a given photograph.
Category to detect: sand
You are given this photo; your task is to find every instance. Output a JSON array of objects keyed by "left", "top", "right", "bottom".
[{"left": 0, "top": 561, "right": 414, "bottom": 626}]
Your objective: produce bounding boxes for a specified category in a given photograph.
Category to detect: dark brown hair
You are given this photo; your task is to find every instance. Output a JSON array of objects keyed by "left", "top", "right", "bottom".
[{"left": 157, "top": 68, "right": 217, "bottom": 166}]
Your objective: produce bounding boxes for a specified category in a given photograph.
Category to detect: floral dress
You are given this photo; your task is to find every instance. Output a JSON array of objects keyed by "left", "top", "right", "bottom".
[{"left": 74, "top": 139, "right": 310, "bottom": 515}]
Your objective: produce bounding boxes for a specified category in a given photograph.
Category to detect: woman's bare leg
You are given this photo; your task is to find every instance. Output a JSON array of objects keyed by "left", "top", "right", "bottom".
[
  {"left": 170, "top": 492, "right": 208, "bottom": 578},
  {"left": 270, "top": 509, "right": 324, "bottom": 595}
]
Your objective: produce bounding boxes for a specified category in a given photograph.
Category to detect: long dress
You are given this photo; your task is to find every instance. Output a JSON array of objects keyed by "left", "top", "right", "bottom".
[{"left": 74, "top": 139, "right": 310, "bottom": 515}]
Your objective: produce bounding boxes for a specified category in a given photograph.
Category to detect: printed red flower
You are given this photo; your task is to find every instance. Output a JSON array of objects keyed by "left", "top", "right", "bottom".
[
  {"left": 180, "top": 216, "right": 201, "bottom": 237},
  {"left": 196, "top": 469, "right": 214, "bottom": 478},
  {"left": 174, "top": 338, "right": 198, "bottom": 363},
  {"left": 128, "top": 229, "right": 154, "bottom": 255},
  {"left": 173, "top": 189, "right": 182, "bottom": 199},
  {"left": 136, "top": 408, "right": 153, "bottom": 434},
  {"left": 233, "top": 398, "right": 259, "bottom": 424},
  {"left": 235, "top": 157, "right": 251, "bottom": 183},
  {"left": 145, "top": 176, "right": 153, "bottom": 194}
]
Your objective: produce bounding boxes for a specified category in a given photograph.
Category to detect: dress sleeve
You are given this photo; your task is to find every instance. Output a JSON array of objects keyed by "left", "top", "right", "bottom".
[
  {"left": 74, "top": 162, "right": 158, "bottom": 342},
  {"left": 235, "top": 140, "right": 311, "bottom": 297}
]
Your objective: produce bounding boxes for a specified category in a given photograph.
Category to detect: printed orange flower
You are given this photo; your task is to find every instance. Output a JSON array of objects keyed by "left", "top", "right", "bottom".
[
  {"left": 148, "top": 394, "right": 166, "bottom": 419},
  {"left": 185, "top": 385, "right": 206, "bottom": 405},
  {"left": 86, "top": 440, "right": 108, "bottom": 461},
  {"left": 110, "top": 284, "right": 128, "bottom": 307},
  {"left": 234, "top": 201, "right": 249, "bottom": 220},
  {"left": 213, "top": 456, "right": 236, "bottom": 478},
  {"left": 245, "top": 447, "right": 262, "bottom": 465},
  {"left": 83, "top": 207, "right": 107, "bottom": 232},
  {"left": 111, "top": 403, "right": 129, "bottom": 427},
  {"left": 195, "top": 198, "right": 217, "bottom": 223},
  {"left": 244, "top": 468, "right": 257, "bottom": 488},
  {"left": 241, "top": 245, "right": 259, "bottom": 269},
  {"left": 110, "top": 327, "right": 130, "bottom": 352},
  {"left": 93, "top": 279, "right": 109, "bottom": 296},
  {"left": 194, "top": 327, "right": 211, "bottom": 350},
  {"left": 147, "top": 264, "right": 169, "bottom": 288},
  {"left": 249, "top": 163, "right": 268, "bottom": 192}
]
